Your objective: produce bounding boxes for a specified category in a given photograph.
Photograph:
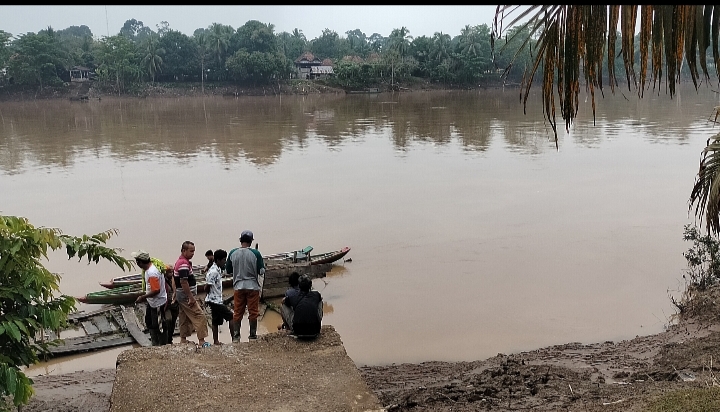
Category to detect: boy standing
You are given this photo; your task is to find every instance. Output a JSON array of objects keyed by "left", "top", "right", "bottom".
[{"left": 204, "top": 249, "right": 235, "bottom": 345}]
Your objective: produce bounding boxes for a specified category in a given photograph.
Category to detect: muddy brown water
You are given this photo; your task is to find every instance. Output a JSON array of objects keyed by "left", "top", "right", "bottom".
[{"left": 1, "top": 87, "right": 717, "bottom": 374}]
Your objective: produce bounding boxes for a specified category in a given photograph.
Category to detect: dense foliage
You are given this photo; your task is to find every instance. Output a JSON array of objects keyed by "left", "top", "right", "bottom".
[
  {"left": 0, "top": 216, "right": 132, "bottom": 409},
  {"left": 0, "top": 18, "right": 537, "bottom": 91}
]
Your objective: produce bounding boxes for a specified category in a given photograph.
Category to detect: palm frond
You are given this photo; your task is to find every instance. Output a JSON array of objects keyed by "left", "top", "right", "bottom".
[
  {"left": 494, "top": 5, "right": 720, "bottom": 234},
  {"left": 691, "top": 134, "right": 720, "bottom": 234}
]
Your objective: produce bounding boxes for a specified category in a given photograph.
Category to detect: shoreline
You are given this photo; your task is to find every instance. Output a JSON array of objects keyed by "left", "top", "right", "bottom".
[
  {"left": 0, "top": 79, "right": 514, "bottom": 102},
  {"left": 23, "top": 286, "right": 720, "bottom": 411}
]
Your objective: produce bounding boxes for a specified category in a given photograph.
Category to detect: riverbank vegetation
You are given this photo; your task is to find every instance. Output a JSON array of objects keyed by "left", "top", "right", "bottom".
[
  {"left": 0, "top": 216, "right": 132, "bottom": 410},
  {"left": 0, "top": 11, "right": 711, "bottom": 98}
]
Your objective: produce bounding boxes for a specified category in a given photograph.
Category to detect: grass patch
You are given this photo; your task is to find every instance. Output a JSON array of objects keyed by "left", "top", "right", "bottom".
[{"left": 647, "top": 387, "right": 720, "bottom": 411}]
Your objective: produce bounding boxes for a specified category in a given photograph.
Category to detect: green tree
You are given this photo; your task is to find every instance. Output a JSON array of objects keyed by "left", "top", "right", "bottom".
[
  {"left": 193, "top": 32, "right": 211, "bottom": 93},
  {"left": 119, "top": 19, "right": 154, "bottom": 44},
  {"left": 226, "top": 49, "right": 285, "bottom": 85},
  {"left": 141, "top": 35, "right": 164, "bottom": 83},
  {"left": 388, "top": 27, "right": 412, "bottom": 63},
  {"left": 236, "top": 20, "right": 277, "bottom": 53},
  {"left": 94, "top": 34, "right": 141, "bottom": 93},
  {"left": 345, "top": 29, "right": 369, "bottom": 56},
  {"left": 0, "top": 31, "right": 11, "bottom": 81},
  {"left": 0, "top": 215, "right": 132, "bottom": 409},
  {"left": 157, "top": 30, "right": 196, "bottom": 81},
  {"left": 276, "top": 28, "right": 306, "bottom": 61},
  {"left": 311, "top": 28, "right": 342, "bottom": 59},
  {"left": 368, "top": 33, "right": 386, "bottom": 53},
  {"left": 7, "top": 30, "right": 69, "bottom": 90},
  {"left": 493, "top": 5, "right": 720, "bottom": 231}
]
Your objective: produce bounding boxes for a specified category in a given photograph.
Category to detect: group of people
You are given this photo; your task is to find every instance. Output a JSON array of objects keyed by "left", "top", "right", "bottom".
[{"left": 133, "top": 230, "right": 323, "bottom": 348}]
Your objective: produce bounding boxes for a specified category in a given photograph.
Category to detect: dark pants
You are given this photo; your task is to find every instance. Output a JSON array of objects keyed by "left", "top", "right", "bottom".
[
  {"left": 162, "top": 301, "right": 179, "bottom": 345},
  {"left": 145, "top": 303, "right": 167, "bottom": 346}
]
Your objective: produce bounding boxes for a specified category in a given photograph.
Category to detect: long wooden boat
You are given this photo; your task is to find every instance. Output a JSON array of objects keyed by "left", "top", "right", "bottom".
[
  {"left": 79, "top": 260, "right": 337, "bottom": 305},
  {"left": 79, "top": 276, "right": 234, "bottom": 305},
  {"left": 100, "top": 247, "right": 350, "bottom": 289},
  {"left": 263, "top": 246, "right": 351, "bottom": 265},
  {"left": 99, "top": 264, "right": 204, "bottom": 289}
]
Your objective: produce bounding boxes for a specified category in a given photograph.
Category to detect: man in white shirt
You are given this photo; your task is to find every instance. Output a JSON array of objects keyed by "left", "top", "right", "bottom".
[{"left": 134, "top": 250, "right": 168, "bottom": 346}]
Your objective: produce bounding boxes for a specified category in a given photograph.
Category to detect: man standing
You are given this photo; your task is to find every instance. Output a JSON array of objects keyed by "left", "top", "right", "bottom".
[
  {"left": 173, "top": 241, "right": 210, "bottom": 348},
  {"left": 133, "top": 251, "right": 168, "bottom": 346},
  {"left": 226, "top": 230, "right": 265, "bottom": 341}
]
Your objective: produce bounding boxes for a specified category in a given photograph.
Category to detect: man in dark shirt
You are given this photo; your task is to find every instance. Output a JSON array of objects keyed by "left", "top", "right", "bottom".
[
  {"left": 282, "top": 275, "right": 323, "bottom": 338},
  {"left": 279, "top": 272, "right": 300, "bottom": 331}
]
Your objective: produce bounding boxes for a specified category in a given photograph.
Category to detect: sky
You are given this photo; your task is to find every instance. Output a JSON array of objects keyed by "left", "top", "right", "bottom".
[{"left": 0, "top": 6, "right": 500, "bottom": 40}]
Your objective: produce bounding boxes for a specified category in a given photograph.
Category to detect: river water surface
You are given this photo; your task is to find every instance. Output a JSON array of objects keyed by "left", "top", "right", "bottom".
[{"left": 1, "top": 86, "right": 717, "bottom": 374}]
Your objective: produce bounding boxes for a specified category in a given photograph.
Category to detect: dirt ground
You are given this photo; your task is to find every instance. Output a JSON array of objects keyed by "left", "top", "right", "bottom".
[
  {"left": 360, "top": 286, "right": 720, "bottom": 411},
  {"left": 22, "top": 286, "right": 720, "bottom": 412}
]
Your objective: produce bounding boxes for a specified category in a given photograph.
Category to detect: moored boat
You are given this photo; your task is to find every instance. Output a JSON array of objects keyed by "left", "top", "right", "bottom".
[
  {"left": 79, "top": 260, "right": 337, "bottom": 305},
  {"left": 263, "top": 246, "right": 351, "bottom": 265},
  {"left": 100, "top": 247, "right": 350, "bottom": 289}
]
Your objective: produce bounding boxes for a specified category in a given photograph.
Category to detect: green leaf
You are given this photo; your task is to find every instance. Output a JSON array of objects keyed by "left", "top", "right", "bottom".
[
  {"left": 5, "top": 322, "right": 21, "bottom": 342},
  {"left": 13, "top": 320, "right": 28, "bottom": 335},
  {"left": 6, "top": 367, "right": 16, "bottom": 396}
]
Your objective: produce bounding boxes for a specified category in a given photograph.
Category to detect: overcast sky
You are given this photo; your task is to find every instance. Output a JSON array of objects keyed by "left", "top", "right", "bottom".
[{"left": 0, "top": 6, "right": 501, "bottom": 40}]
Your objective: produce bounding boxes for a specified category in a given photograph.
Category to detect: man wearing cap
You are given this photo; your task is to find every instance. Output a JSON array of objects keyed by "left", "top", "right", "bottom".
[
  {"left": 133, "top": 251, "right": 168, "bottom": 346},
  {"left": 173, "top": 241, "right": 210, "bottom": 347},
  {"left": 226, "top": 230, "right": 265, "bottom": 341}
]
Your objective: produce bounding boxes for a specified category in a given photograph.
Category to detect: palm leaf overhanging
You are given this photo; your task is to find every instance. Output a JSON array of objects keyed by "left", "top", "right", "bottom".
[
  {"left": 493, "top": 5, "right": 720, "bottom": 234},
  {"left": 492, "top": 6, "right": 720, "bottom": 140}
]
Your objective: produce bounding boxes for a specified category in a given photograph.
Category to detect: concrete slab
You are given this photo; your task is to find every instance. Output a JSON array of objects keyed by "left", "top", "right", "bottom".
[{"left": 110, "top": 325, "right": 383, "bottom": 412}]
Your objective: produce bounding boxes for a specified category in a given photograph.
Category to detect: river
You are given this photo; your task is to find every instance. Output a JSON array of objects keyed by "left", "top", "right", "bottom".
[{"left": 1, "top": 86, "right": 716, "bottom": 374}]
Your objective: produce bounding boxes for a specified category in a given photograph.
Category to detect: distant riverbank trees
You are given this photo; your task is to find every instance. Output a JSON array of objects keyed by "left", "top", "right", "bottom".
[{"left": 0, "top": 16, "right": 709, "bottom": 94}]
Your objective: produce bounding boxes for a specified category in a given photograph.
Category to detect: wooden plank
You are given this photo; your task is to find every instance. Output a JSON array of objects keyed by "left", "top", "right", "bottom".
[
  {"left": 121, "top": 306, "right": 151, "bottom": 347},
  {"left": 67, "top": 306, "right": 115, "bottom": 322},
  {"left": 81, "top": 321, "right": 100, "bottom": 335},
  {"left": 93, "top": 315, "right": 116, "bottom": 334},
  {"left": 111, "top": 308, "right": 127, "bottom": 330},
  {"left": 49, "top": 335, "right": 135, "bottom": 355}
]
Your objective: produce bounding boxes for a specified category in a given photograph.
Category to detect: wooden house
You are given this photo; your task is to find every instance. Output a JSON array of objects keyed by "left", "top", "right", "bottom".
[
  {"left": 69, "top": 66, "right": 93, "bottom": 82},
  {"left": 294, "top": 52, "right": 322, "bottom": 79}
]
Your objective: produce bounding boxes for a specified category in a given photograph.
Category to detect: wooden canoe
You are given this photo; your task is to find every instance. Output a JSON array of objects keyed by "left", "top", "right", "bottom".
[
  {"left": 263, "top": 246, "right": 351, "bottom": 265},
  {"left": 99, "top": 265, "right": 204, "bottom": 289},
  {"left": 79, "top": 260, "right": 336, "bottom": 305},
  {"left": 100, "top": 247, "right": 350, "bottom": 289}
]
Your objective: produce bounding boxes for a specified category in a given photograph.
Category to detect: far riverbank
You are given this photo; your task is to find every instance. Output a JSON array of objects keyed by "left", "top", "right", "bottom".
[{"left": 0, "top": 78, "right": 518, "bottom": 102}]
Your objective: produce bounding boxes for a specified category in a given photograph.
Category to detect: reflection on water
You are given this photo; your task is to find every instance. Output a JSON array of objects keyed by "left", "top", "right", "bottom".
[
  {"left": 3, "top": 86, "right": 720, "bottom": 369},
  {"left": 2, "top": 87, "right": 715, "bottom": 174}
]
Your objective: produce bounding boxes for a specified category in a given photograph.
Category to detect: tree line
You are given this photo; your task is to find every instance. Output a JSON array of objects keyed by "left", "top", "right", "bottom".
[{"left": 0, "top": 18, "right": 710, "bottom": 93}]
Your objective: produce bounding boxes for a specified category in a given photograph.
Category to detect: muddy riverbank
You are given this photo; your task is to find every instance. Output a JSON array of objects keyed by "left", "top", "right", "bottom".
[{"left": 22, "top": 286, "right": 720, "bottom": 412}]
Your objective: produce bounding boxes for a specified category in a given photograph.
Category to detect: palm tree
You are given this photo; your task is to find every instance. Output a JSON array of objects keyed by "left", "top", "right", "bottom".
[
  {"left": 431, "top": 32, "right": 451, "bottom": 63},
  {"left": 194, "top": 32, "right": 210, "bottom": 93},
  {"left": 292, "top": 28, "right": 306, "bottom": 43},
  {"left": 493, "top": 5, "right": 720, "bottom": 232},
  {"left": 141, "top": 35, "right": 164, "bottom": 84},
  {"left": 389, "top": 27, "right": 413, "bottom": 62},
  {"left": 459, "top": 25, "right": 482, "bottom": 57},
  {"left": 208, "top": 23, "right": 231, "bottom": 67}
]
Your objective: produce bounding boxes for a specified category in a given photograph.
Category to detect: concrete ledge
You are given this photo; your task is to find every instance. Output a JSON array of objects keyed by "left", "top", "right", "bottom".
[{"left": 110, "top": 325, "right": 383, "bottom": 412}]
